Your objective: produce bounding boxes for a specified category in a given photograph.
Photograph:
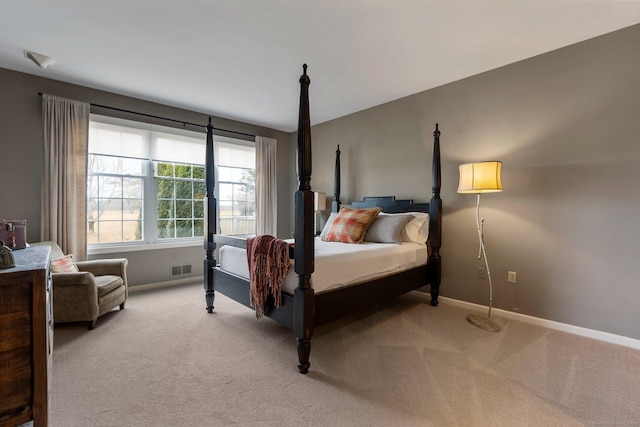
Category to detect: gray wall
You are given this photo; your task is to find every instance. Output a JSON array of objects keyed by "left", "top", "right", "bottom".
[
  {"left": 308, "top": 24, "right": 640, "bottom": 340},
  {"left": 0, "top": 68, "right": 293, "bottom": 286},
  {"left": 2, "top": 23, "right": 638, "bottom": 339}
]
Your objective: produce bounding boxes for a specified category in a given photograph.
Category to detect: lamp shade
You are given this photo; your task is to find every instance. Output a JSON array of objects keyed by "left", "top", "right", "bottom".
[
  {"left": 314, "top": 192, "right": 326, "bottom": 211},
  {"left": 457, "top": 161, "right": 503, "bottom": 194}
]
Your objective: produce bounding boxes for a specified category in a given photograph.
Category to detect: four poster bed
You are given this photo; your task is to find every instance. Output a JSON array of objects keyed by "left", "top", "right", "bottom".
[{"left": 203, "top": 65, "right": 442, "bottom": 374}]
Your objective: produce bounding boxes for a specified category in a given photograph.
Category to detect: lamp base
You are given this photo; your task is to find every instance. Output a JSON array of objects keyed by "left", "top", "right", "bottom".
[{"left": 467, "top": 314, "right": 500, "bottom": 332}]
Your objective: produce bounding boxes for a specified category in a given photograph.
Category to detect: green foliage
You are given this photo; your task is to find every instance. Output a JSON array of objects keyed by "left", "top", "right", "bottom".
[
  {"left": 194, "top": 201, "right": 204, "bottom": 218},
  {"left": 193, "top": 182, "right": 206, "bottom": 200},
  {"left": 176, "top": 220, "right": 192, "bottom": 238},
  {"left": 175, "top": 181, "right": 192, "bottom": 199},
  {"left": 157, "top": 179, "right": 174, "bottom": 198},
  {"left": 134, "top": 210, "right": 142, "bottom": 240},
  {"left": 157, "top": 220, "right": 174, "bottom": 239},
  {"left": 176, "top": 200, "right": 192, "bottom": 219},
  {"left": 153, "top": 161, "right": 206, "bottom": 240},
  {"left": 194, "top": 220, "right": 204, "bottom": 237},
  {"left": 193, "top": 166, "right": 205, "bottom": 179},
  {"left": 175, "top": 164, "right": 191, "bottom": 178},
  {"left": 157, "top": 199, "right": 174, "bottom": 219},
  {"left": 157, "top": 162, "right": 173, "bottom": 177}
]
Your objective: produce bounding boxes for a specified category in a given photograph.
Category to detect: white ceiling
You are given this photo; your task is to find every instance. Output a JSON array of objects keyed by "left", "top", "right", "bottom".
[{"left": 1, "top": 1, "right": 639, "bottom": 132}]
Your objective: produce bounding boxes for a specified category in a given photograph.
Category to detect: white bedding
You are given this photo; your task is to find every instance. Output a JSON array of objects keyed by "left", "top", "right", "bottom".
[{"left": 218, "top": 237, "right": 428, "bottom": 295}]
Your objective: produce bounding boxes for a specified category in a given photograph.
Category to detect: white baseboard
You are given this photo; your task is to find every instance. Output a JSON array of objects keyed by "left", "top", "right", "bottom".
[
  {"left": 129, "top": 276, "right": 203, "bottom": 293},
  {"left": 438, "top": 295, "right": 640, "bottom": 350},
  {"left": 128, "top": 282, "right": 640, "bottom": 350}
]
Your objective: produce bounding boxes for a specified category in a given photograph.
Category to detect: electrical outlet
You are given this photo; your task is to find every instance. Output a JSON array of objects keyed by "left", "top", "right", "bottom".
[
  {"left": 477, "top": 267, "right": 487, "bottom": 279},
  {"left": 508, "top": 271, "right": 517, "bottom": 283}
]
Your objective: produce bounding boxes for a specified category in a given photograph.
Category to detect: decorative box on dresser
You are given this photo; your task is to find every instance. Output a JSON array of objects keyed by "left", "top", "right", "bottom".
[{"left": 0, "top": 246, "right": 53, "bottom": 427}]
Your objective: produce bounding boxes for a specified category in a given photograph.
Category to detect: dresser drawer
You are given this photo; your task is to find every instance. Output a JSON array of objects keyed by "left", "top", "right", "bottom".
[{"left": 0, "top": 346, "right": 32, "bottom": 414}]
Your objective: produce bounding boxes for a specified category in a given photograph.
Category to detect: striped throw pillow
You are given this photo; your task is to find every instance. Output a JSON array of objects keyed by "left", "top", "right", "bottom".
[
  {"left": 322, "top": 207, "right": 381, "bottom": 244},
  {"left": 51, "top": 254, "right": 79, "bottom": 273}
]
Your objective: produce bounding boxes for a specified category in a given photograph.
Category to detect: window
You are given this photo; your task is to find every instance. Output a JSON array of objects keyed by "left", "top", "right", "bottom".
[
  {"left": 155, "top": 162, "right": 205, "bottom": 239},
  {"left": 88, "top": 115, "right": 255, "bottom": 249},
  {"left": 87, "top": 154, "right": 145, "bottom": 243},
  {"left": 216, "top": 142, "right": 256, "bottom": 236}
]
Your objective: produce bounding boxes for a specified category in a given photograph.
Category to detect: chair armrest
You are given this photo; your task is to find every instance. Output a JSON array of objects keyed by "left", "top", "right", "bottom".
[
  {"left": 52, "top": 271, "right": 95, "bottom": 287},
  {"left": 51, "top": 272, "right": 99, "bottom": 322},
  {"left": 75, "top": 259, "right": 128, "bottom": 285}
]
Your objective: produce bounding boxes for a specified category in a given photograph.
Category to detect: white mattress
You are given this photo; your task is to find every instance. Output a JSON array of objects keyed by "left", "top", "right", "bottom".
[{"left": 218, "top": 237, "right": 428, "bottom": 294}]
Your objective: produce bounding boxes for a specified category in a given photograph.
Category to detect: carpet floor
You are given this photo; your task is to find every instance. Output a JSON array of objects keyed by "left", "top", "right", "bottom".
[{"left": 50, "top": 282, "right": 640, "bottom": 427}]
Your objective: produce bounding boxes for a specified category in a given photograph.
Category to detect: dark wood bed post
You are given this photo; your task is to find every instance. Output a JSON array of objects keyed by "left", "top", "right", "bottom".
[
  {"left": 428, "top": 123, "right": 442, "bottom": 306},
  {"left": 332, "top": 145, "right": 341, "bottom": 213},
  {"left": 204, "top": 117, "right": 216, "bottom": 313},
  {"left": 293, "top": 64, "right": 315, "bottom": 374}
]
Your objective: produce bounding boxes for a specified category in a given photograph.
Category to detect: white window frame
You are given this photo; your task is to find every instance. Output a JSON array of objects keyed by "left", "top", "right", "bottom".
[{"left": 87, "top": 115, "right": 256, "bottom": 255}]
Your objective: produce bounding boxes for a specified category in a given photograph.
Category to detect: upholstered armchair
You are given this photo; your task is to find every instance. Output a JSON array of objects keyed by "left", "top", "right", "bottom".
[{"left": 31, "top": 241, "right": 128, "bottom": 329}]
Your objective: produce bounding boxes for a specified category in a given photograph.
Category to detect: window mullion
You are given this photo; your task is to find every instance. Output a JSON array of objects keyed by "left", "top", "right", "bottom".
[{"left": 145, "top": 159, "right": 155, "bottom": 244}]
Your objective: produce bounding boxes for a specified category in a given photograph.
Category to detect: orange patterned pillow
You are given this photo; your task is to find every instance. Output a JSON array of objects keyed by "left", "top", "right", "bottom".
[
  {"left": 51, "top": 254, "right": 79, "bottom": 273},
  {"left": 322, "top": 207, "right": 382, "bottom": 244}
]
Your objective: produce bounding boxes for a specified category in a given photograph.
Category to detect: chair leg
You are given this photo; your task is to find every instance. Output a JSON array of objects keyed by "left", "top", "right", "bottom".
[
  {"left": 88, "top": 319, "right": 97, "bottom": 330},
  {"left": 120, "top": 301, "right": 126, "bottom": 310}
]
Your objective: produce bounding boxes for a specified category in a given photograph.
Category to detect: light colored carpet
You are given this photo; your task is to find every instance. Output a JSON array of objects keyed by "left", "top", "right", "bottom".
[{"left": 50, "top": 282, "right": 640, "bottom": 427}]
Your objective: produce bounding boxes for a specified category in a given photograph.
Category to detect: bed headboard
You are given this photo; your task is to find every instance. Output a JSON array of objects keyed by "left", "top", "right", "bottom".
[
  {"left": 336, "top": 124, "right": 442, "bottom": 292},
  {"left": 347, "top": 196, "right": 429, "bottom": 213},
  {"left": 332, "top": 123, "right": 441, "bottom": 248}
]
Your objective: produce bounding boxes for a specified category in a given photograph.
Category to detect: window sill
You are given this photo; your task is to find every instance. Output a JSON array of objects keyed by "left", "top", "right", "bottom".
[{"left": 88, "top": 239, "right": 202, "bottom": 255}]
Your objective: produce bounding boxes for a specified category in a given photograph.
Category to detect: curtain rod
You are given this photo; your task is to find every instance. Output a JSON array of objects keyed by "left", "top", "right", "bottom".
[{"left": 38, "top": 92, "right": 256, "bottom": 138}]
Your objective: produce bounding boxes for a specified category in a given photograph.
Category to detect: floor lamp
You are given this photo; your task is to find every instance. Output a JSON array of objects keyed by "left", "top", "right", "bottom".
[{"left": 458, "top": 161, "right": 503, "bottom": 332}]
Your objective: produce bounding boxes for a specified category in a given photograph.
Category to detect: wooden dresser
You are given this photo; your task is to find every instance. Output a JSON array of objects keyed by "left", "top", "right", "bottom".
[{"left": 0, "top": 246, "right": 53, "bottom": 427}]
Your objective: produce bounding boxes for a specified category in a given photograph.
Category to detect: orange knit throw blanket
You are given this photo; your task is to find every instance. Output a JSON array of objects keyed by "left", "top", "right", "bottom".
[{"left": 246, "top": 234, "right": 291, "bottom": 318}]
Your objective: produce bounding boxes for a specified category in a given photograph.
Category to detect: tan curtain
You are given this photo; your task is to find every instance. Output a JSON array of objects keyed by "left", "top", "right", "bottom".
[
  {"left": 41, "top": 94, "right": 90, "bottom": 260},
  {"left": 255, "top": 136, "right": 277, "bottom": 236}
]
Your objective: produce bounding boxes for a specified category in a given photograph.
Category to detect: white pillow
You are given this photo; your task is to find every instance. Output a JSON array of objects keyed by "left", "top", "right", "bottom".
[
  {"left": 319, "top": 212, "right": 338, "bottom": 238},
  {"left": 364, "top": 214, "right": 413, "bottom": 243},
  {"left": 380, "top": 212, "right": 429, "bottom": 243}
]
